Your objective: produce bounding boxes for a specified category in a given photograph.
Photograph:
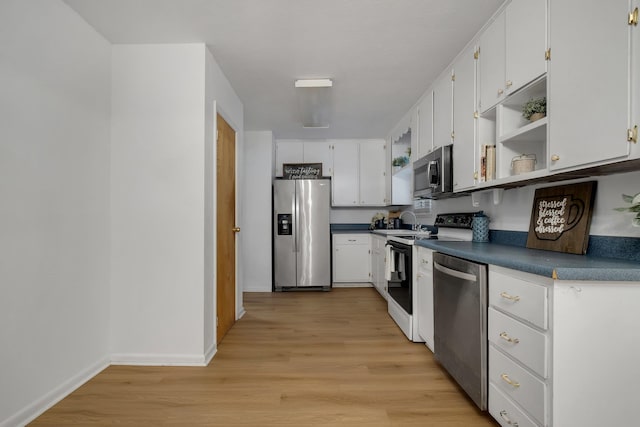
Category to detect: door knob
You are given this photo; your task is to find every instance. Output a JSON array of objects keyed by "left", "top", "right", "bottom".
[{"left": 232, "top": 227, "right": 241, "bottom": 233}]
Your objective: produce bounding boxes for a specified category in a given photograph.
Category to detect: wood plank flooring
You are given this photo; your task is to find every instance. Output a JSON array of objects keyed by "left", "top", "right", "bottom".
[{"left": 31, "top": 288, "right": 498, "bottom": 426}]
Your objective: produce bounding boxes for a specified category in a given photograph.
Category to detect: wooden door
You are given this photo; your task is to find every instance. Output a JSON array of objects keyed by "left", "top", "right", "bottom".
[{"left": 216, "top": 114, "right": 236, "bottom": 343}]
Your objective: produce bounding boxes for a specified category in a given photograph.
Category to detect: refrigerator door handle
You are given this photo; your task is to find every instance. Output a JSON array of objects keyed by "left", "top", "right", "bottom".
[{"left": 293, "top": 188, "right": 299, "bottom": 252}]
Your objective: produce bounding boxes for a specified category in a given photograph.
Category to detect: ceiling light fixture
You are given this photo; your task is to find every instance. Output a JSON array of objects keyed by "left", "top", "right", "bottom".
[{"left": 294, "top": 78, "right": 333, "bottom": 128}]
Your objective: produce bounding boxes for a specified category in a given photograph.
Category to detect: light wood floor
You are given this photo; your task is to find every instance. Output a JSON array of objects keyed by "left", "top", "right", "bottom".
[{"left": 31, "top": 288, "right": 498, "bottom": 426}]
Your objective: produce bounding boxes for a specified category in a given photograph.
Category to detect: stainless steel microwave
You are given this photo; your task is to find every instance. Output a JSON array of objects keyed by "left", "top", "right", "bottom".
[{"left": 413, "top": 144, "right": 453, "bottom": 199}]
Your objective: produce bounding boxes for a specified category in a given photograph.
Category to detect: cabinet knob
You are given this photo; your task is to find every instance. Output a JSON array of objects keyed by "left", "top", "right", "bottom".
[
  {"left": 506, "top": 80, "right": 513, "bottom": 88},
  {"left": 473, "top": 171, "right": 478, "bottom": 180},
  {"left": 551, "top": 154, "right": 560, "bottom": 161},
  {"left": 497, "top": 88, "right": 504, "bottom": 95}
]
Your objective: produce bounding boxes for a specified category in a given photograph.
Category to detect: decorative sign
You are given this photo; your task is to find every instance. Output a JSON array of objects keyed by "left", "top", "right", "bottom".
[
  {"left": 282, "top": 163, "right": 323, "bottom": 179},
  {"left": 526, "top": 181, "right": 597, "bottom": 255}
]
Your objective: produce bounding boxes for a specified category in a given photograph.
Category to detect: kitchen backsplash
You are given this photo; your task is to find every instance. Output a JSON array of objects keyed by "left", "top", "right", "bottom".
[{"left": 431, "top": 170, "right": 640, "bottom": 239}]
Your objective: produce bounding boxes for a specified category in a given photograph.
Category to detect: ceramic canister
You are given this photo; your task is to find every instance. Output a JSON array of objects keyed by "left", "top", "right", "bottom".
[{"left": 472, "top": 212, "right": 490, "bottom": 242}]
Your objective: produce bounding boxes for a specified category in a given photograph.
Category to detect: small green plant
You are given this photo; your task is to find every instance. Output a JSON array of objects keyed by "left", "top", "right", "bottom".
[
  {"left": 522, "top": 97, "right": 547, "bottom": 120},
  {"left": 614, "top": 192, "right": 640, "bottom": 227},
  {"left": 392, "top": 156, "right": 409, "bottom": 167}
]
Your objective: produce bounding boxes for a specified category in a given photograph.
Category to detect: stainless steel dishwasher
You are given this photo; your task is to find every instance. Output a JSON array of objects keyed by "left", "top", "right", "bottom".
[{"left": 432, "top": 252, "right": 488, "bottom": 410}]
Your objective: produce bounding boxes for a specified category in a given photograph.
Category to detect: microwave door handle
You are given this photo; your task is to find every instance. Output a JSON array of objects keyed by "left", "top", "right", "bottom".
[{"left": 429, "top": 161, "right": 439, "bottom": 188}]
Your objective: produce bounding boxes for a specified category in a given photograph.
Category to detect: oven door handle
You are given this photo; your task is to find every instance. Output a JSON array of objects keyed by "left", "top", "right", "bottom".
[
  {"left": 386, "top": 243, "right": 411, "bottom": 255},
  {"left": 434, "top": 261, "right": 477, "bottom": 282}
]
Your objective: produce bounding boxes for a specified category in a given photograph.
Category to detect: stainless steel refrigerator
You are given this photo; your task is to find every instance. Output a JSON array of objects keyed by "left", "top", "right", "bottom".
[{"left": 273, "top": 179, "right": 331, "bottom": 291}]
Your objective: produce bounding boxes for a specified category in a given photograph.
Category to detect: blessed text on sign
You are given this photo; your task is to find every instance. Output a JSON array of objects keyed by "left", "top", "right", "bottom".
[{"left": 526, "top": 181, "right": 596, "bottom": 255}]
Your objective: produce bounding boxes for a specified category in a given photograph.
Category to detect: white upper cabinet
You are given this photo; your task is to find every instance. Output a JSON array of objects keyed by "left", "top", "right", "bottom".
[
  {"left": 478, "top": 11, "right": 506, "bottom": 113},
  {"left": 548, "top": 0, "right": 631, "bottom": 171},
  {"left": 505, "top": 0, "right": 547, "bottom": 94},
  {"left": 479, "top": 0, "right": 547, "bottom": 114},
  {"left": 632, "top": 0, "right": 640, "bottom": 159},
  {"left": 359, "top": 140, "right": 387, "bottom": 205},
  {"left": 274, "top": 140, "right": 333, "bottom": 177},
  {"left": 452, "top": 44, "right": 478, "bottom": 192},
  {"left": 416, "top": 91, "right": 434, "bottom": 159},
  {"left": 332, "top": 142, "right": 360, "bottom": 206},
  {"left": 433, "top": 70, "right": 454, "bottom": 149},
  {"left": 332, "top": 140, "right": 387, "bottom": 206}
]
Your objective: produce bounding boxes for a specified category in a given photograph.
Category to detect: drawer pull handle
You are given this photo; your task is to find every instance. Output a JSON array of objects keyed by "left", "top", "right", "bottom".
[
  {"left": 500, "top": 291, "right": 520, "bottom": 302},
  {"left": 499, "top": 410, "right": 519, "bottom": 426},
  {"left": 500, "top": 332, "right": 520, "bottom": 344},
  {"left": 501, "top": 373, "right": 520, "bottom": 388}
]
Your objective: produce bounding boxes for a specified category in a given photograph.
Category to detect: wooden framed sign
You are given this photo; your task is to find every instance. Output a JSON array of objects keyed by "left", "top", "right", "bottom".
[
  {"left": 526, "top": 181, "right": 597, "bottom": 255},
  {"left": 282, "top": 163, "right": 322, "bottom": 179}
]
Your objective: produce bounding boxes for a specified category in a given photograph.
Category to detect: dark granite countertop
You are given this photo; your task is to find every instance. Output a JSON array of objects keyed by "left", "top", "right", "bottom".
[{"left": 414, "top": 240, "right": 640, "bottom": 282}]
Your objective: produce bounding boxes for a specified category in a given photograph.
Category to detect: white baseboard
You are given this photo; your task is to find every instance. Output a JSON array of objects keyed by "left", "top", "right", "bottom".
[
  {"left": 1, "top": 356, "right": 110, "bottom": 427},
  {"left": 110, "top": 352, "right": 208, "bottom": 366},
  {"left": 204, "top": 343, "right": 217, "bottom": 366}
]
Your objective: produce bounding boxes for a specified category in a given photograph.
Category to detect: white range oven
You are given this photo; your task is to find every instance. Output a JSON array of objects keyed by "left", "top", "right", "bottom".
[{"left": 385, "top": 212, "right": 476, "bottom": 342}]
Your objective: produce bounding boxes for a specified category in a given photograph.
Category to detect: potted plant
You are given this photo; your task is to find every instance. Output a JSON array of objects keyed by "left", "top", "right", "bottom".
[
  {"left": 392, "top": 156, "right": 409, "bottom": 171},
  {"left": 614, "top": 192, "right": 640, "bottom": 227},
  {"left": 522, "top": 97, "right": 547, "bottom": 122}
]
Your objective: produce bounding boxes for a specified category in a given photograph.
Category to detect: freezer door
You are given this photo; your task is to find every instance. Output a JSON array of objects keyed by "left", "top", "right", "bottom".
[
  {"left": 273, "top": 180, "right": 297, "bottom": 288},
  {"left": 296, "top": 180, "right": 331, "bottom": 287}
]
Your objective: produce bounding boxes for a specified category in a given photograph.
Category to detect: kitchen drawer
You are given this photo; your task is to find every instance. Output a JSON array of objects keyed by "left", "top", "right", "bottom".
[
  {"left": 489, "top": 308, "right": 548, "bottom": 378},
  {"left": 490, "top": 346, "right": 547, "bottom": 425},
  {"left": 490, "top": 383, "right": 540, "bottom": 427},
  {"left": 490, "top": 268, "right": 548, "bottom": 330},
  {"left": 333, "top": 234, "right": 369, "bottom": 245}
]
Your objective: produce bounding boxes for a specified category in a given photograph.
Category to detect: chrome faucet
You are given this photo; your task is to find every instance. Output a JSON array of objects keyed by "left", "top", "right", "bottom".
[{"left": 399, "top": 210, "right": 420, "bottom": 231}]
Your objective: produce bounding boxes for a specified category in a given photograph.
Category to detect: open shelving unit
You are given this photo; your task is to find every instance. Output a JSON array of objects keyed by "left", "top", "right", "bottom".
[{"left": 477, "top": 76, "right": 548, "bottom": 189}]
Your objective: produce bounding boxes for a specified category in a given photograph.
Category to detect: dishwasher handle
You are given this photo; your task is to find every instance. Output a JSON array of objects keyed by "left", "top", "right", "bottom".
[{"left": 434, "top": 261, "right": 477, "bottom": 282}]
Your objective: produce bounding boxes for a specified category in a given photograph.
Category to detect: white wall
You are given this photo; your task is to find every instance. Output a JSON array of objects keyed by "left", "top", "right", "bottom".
[
  {"left": 0, "top": 1, "right": 111, "bottom": 425},
  {"left": 110, "top": 44, "right": 206, "bottom": 364},
  {"left": 242, "top": 131, "right": 274, "bottom": 292},
  {"left": 431, "top": 170, "right": 640, "bottom": 238}
]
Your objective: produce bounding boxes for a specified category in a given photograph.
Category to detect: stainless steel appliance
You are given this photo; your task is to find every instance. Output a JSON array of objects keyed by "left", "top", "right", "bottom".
[
  {"left": 413, "top": 144, "right": 453, "bottom": 199},
  {"left": 385, "top": 212, "right": 477, "bottom": 342},
  {"left": 273, "top": 179, "right": 331, "bottom": 291},
  {"left": 433, "top": 252, "right": 488, "bottom": 410}
]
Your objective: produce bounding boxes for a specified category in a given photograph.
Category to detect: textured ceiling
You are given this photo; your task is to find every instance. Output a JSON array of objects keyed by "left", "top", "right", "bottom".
[{"left": 64, "top": 0, "right": 504, "bottom": 139}]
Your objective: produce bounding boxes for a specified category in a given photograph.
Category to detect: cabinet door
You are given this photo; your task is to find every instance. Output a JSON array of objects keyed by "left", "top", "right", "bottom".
[
  {"left": 416, "top": 247, "right": 434, "bottom": 351},
  {"left": 478, "top": 11, "right": 506, "bottom": 113},
  {"left": 275, "top": 141, "right": 304, "bottom": 176},
  {"left": 633, "top": 0, "right": 640, "bottom": 160},
  {"left": 417, "top": 92, "right": 434, "bottom": 158},
  {"left": 331, "top": 142, "right": 359, "bottom": 206},
  {"left": 505, "top": 0, "right": 547, "bottom": 94},
  {"left": 303, "top": 141, "right": 334, "bottom": 177},
  {"left": 433, "top": 70, "right": 453, "bottom": 149},
  {"left": 452, "top": 45, "right": 477, "bottom": 191},
  {"left": 333, "top": 243, "right": 371, "bottom": 282},
  {"left": 549, "top": 0, "right": 630, "bottom": 171},
  {"left": 359, "top": 140, "right": 386, "bottom": 206}
]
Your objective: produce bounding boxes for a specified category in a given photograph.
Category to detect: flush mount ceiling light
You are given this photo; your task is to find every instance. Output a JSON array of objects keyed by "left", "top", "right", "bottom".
[{"left": 294, "top": 79, "right": 333, "bottom": 128}]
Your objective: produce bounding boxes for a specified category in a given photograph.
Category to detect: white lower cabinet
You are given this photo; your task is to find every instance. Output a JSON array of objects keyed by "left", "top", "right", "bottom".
[
  {"left": 370, "top": 234, "right": 387, "bottom": 298},
  {"left": 489, "top": 265, "right": 640, "bottom": 426},
  {"left": 415, "top": 246, "right": 434, "bottom": 351},
  {"left": 332, "top": 234, "right": 371, "bottom": 283}
]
